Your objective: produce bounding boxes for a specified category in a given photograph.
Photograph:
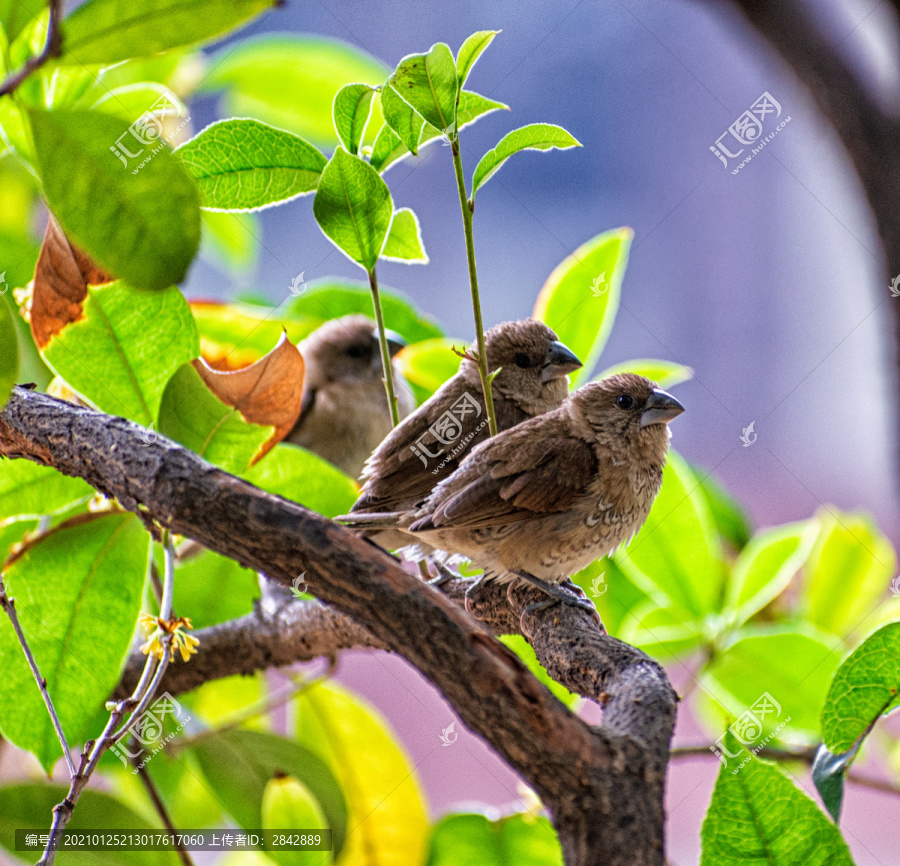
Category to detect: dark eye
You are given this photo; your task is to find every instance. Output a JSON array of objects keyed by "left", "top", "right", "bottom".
[
  {"left": 346, "top": 344, "right": 368, "bottom": 359},
  {"left": 616, "top": 394, "right": 634, "bottom": 410},
  {"left": 513, "top": 353, "right": 533, "bottom": 368}
]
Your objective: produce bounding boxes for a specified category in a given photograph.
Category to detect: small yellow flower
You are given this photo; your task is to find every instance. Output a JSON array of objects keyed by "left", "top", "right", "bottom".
[{"left": 138, "top": 614, "right": 199, "bottom": 662}]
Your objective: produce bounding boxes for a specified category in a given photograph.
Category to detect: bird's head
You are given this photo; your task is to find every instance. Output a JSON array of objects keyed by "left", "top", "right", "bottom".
[
  {"left": 475, "top": 318, "right": 583, "bottom": 413},
  {"left": 574, "top": 373, "right": 684, "bottom": 464},
  {"left": 300, "top": 314, "right": 406, "bottom": 385}
]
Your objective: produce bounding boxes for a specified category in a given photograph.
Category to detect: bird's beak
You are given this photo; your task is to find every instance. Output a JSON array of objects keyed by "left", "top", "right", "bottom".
[
  {"left": 541, "top": 340, "right": 583, "bottom": 383},
  {"left": 370, "top": 330, "right": 407, "bottom": 370},
  {"left": 640, "top": 390, "right": 685, "bottom": 428}
]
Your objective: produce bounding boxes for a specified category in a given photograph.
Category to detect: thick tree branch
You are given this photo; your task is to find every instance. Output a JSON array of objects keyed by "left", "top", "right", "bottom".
[{"left": 0, "top": 388, "right": 676, "bottom": 866}]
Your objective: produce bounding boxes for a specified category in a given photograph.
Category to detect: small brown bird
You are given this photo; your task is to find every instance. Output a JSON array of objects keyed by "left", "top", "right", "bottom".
[
  {"left": 285, "top": 315, "right": 415, "bottom": 478},
  {"left": 347, "top": 318, "right": 583, "bottom": 549},
  {"left": 346, "top": 374, "right": 683, "bottom": 612}
]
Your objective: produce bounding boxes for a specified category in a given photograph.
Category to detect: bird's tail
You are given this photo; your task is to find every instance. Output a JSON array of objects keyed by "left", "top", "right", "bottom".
[{"left": 335, "top": 511, "right": 406, "bottom": 530}]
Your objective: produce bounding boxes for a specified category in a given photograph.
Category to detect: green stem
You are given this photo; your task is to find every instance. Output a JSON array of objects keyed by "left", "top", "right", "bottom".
[
  {"left": 451, "top": 139, "right": 498, "bottom": 436},
  {"left": 367, "top": 267, "right": 401, "bottom": 427}
]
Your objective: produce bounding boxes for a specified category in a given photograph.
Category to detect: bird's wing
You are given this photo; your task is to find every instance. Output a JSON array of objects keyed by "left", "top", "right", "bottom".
[{"left": 412, "top": 425, "right": 597, "bottom": 531}]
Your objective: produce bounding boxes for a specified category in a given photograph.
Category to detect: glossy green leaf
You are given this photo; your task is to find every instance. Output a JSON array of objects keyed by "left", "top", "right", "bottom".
[
  {"left": 333, "top": 83, "right": 376, "bottom": 156},
  {"left": 158, "top": 363, "right": 272, "bottom": 473},
  {"left": 821, "top": 622, "right": 900, "bottom": 753},
  {"left": 700, "top": 753, "right": 854, "bottom": 865},
  {"left": 294, "top": 680, "right": 428, "bottom": 866},
  {"left": 0, "top": 461, "right": 93, "bottom": 520},
  {"left": 533, "top": 227, "right": 632, "bottom": 387},
  {"left": 369, "top": 123, "right": 406, "bottom": 173},
  {"left": 60, "top": 0, "right": 275, "bottom": 65},
  {"left": 313, "top": 147, "right": 394, "bottom": 271},
  {"left": 427, "top": 813, "right": 562, "bottom": 866},
  {"left": 724, "top": 521, "right": 818, "bottom": 626},
  {"left": 500, "top": 636, "right": 578, "bottom": 708},
  {"left": 42, "top": 281, "right": 199, "bottom": 425},
  {"left": 573, "top": 556, "right": 652, "bottom": 638},
  {"left": 693, "top": 468, "right": 753, "bottom": 550},
  {"left": 191, "top": 729, "right": 347, "bottom": 857},
  {"left": 615, "top": 452, "right": 724, "bottom": 618},
  {"left": 262, "top": 776, "right": 331, "bottom": 866},
  {"left": 381, "top": 208, "right": 428, "bottom": 263},
  {"left": 394, "top": 338, "right": 462, "bottom": 402},
  {"left": 0, "top": 783, "right": 177, "bottom": 865},
  {"left": 456, "top": 30, "right": 499, "bottom": 88},
  {"left": 380, "top": 82, "right": 425, "bottom": 155},
  {"left": 472, "top": 123, "right": 581, "bottom": 200},
  {"left": 173, "top": 548, "right": 258, "bottom": 630},
  {"left": 703, "top": 626, "right": 839, "bottom": 736},
  {"left": 28, "top": 109, "right": 201, "bottom": 291},
  {"left": 0, "top": 513, "right": 149, "bottom": 771},
  {"left": 176, "top": 119, "right": 327, "bottom": 211},
  {"left": 0, "top": 520, "right": 34, "bottom": 567},
  {"left": 0, "top": 292, "right": 17, "bottom": 407},
  {"left": 286, "top": 280, "right": 443, "bottom": 344},
  {"left": 597, "top": 358, "right": 692, "bottom": 389},
  {"left": 620, "top": 601, "right": 704, "bottom": 660},
  {"left": 804, "top": 509, "right": 896, "bottom": 636},
  {"left": 243, "top": 443, "right": 357, "bottom": 518},
  {"left": 90, "top": 83, "right": 188, "bottom": 125},
  {"left": 202, "top": 35, "right": 389, "bottom": 147},
  {"left": 200, "top": 210, "right": 260, "bottom": 274},
  {"left": 812, "top": 746, "right": 852, "bottom": 823},
  {"left": 389, "top": 43, "right": 457, "bottom": 133},
  {"left": 418, "top": 90, "right": 508, "bottom": 146}
]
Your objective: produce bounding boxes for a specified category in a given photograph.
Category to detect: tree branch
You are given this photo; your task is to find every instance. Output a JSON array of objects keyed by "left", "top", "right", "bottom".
[
  {"left": 0, "top": 0, "right": 63, "bottom": 98},
  {"left": 0, "top": 387, "right": 676, "bottom": 866}
]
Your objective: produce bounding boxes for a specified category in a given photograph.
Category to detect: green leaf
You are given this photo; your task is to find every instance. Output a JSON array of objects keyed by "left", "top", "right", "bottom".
[
  {"left": 389, "top": 43, "right": 458, "bottom": 133},
  {"left": 804, "top": 509, "right": 896, "bottom": 636},
  {"left": 262, "top": 776, "right": 331, "bottom": 866},
  {"left": 700, "top": 753, "right": 854, "bottom": 865},
  {"left": 369, "top": 123, "right": 406, "bottom": 173},
  {"left": 243, "top": 444, "right": 358, "bottom": 518},
  {"left": 0, "top": 513, "right": 149, "bottom": 771},
  {"left": 380, "top": 82, "right": 425, "bottom": 155},
  {"left": 200, "top": 210, "right": 260, "bottom": 274},
  {"left": 294, "top": 680, "right": 428, "bottom": 865},
  {"left": 176, "top": 119, "right": 327, "bottom": 212},
  {"left": 471, "top": 123, "right": 581, "bottom": 200},
  {"left": 456, "top": 31, "right": 499, "bottom": 88},
  {"left": 500, "top": 636, "right": 578, "bottom": 708},
  {"left": 286, "top": 280, "right": 443, "bottom": 344},
  {"left": 812, "top": 746, "right": 852, "bottom": 823},
  {"left": 418, "top": 90, "right": 508, "bottom": 147},
  {"left": 693, "top": 468, "right": 753, "bottom": 550},
  {"left": 173, "top": 548, "right": 258, "bottom": 630},
  {"left": 0, "top": 0, "right": 35, "bottom": 44},
  {"left": 533, "top": 227, "right": 632, "bottom": 387},
  {"left": 158, "top": 363, "right": 271, "bottom": 473},
  {"left": 597, "top": 358, "right": 692, "bottom": 390},
  {"left": 312, "top": 147, "right": 394, "bottom": 271},
  {"left": 0, "top": 292, "right": 17, "bottom": 407},
  {"left": 821, "top": 622, "right": 900, "bottom": 753},
  {"left": 703, "top": 626, "right": 840, "bottom": 736},
  {"left": 202, "top": 35, "right": 389, "bottom": 148},
  {"left": 28, "top": 109, "right": 201, "bottom": 291},
  {"left": 190, "top": 729, "right": 347, "bottom": 857},
  {"left": 333, "top": 83, "right": 376, "bottom": 156},
  {"left": 427, "top": 813, "right": 562, "bottom": 866},
  {"left": 724, "top": 521, "right": 819, "bottom": 626},
  {"left": 620, "top": 601, "right": 704, "bottom": 660},
  {"left": 89, "top": 83, "right": 188, "bottom": 125},
  {"left": 60, "top": 0, "right": 275, "bottom": 65},
  {"left": 0, "top": 783, "right": 178, "bottom": 865},
  {"left": 0, "top": 461, "right": 93, "bottom": 520},
  {"left": 615, "top": 452, "right": 724, "bottom": 618},
  {"left": 41, "top": 281, "right": 199, "bottom": 425},
  {"left": 393, "top": 337, "right": 462, "bottom": 402},
  {"left": 573, "top": 556, "right": 652, "bottom": 638},
  {"left": 381, "top": 208, "right": 428, "bottom": 263}
]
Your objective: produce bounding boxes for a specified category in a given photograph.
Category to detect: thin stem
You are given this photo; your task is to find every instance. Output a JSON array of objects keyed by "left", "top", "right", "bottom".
[
  {"left": 450, "top": 138, "right": 498, "bottom": 436},
  {"left": 0, "top": 577, "right": 77, "bottom": 777},
  {"left": 0, "top": 0, "right": 63, "bottom": 98},
  {"left": 367, "top": 267, "right": 401, "bottom": 427},
  {"left": 132, "top": 751, "right": 195, "bottom": 866}
]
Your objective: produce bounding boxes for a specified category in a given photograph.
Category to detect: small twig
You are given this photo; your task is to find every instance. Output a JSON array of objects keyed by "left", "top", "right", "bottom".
[
  {"left": 367, "top": 267, "right": 401, "bottom": 426},
  {"left": 0, "top": 0, "right": 63, "bottom": 98},
  {"left": 0, "top": 575, "right": 77, "bottom": 777},
  {"left": 450, "top": 136, "right": 498, "bottom": 436},
  {"left": 132, "top": 749, "right": 195, "bottom": 866}
]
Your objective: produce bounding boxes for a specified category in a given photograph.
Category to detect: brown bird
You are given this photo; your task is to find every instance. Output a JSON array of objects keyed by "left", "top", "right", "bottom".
[
  {"left": 347, "top": 318, "right": 583, "bottom": 549},
  {"left": 285, "top": 315, "right": 415, "bottom": 478},
  {"left": 346, "top": 374, "right": 683, "bottom": 614}
]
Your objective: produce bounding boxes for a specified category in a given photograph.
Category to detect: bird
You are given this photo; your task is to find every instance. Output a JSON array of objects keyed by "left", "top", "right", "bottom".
[
  {"left": 285, "top": 314, "right": 415, "bottom": 478},
  {"left": 345, "top": 318, "right": 583, "bottom": 550},
  {"left": 343, "top": 374, "right": 683, "bottom": 616}
]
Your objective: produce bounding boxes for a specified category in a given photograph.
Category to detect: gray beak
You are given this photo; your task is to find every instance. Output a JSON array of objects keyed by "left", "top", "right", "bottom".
[
  {"left": 640, "top": 389, "right": 685, "bottom": 428},
  {"left": 541, "top": 340, "right": 583, "bottom": 383}
]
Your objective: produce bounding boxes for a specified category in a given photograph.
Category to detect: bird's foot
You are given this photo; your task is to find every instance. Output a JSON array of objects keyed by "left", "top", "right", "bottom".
[
  {"left": 427, "top": 560, "right": 463, "bottom": 587},
  {"left": 513, "top": 571, "right": 605, "bottom": 631}
]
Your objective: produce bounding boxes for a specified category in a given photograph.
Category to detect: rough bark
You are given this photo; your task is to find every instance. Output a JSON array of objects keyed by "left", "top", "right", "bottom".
[{"left": 0, "top": 388, "right": 677, "bottom": 865}]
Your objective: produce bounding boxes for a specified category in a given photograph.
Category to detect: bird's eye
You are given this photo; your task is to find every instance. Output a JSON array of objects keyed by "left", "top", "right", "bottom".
[
  {"left": 616, "top": 394, "right": 635, "bottom": 410},
  {"left": 513, "top": 353, "right": 533, "bottom": 368},
  {"left": 346, "top": 345, "right": 368, "bottom": 359}
]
